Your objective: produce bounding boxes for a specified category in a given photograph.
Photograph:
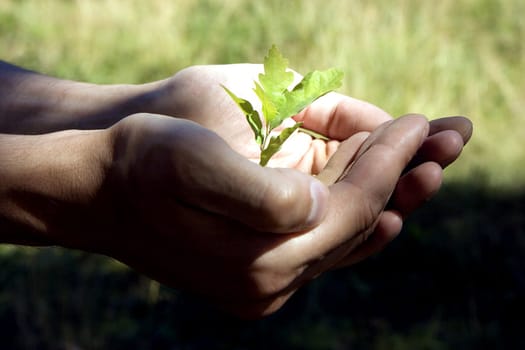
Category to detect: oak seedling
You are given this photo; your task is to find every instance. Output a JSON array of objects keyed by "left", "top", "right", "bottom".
[{"left": 222, "top": 45, "right": 343, "bottom": 166}]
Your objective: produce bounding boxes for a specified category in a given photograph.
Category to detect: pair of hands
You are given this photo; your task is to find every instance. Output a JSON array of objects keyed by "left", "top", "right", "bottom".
[
  {"left": 101, "top": 65, "right": 471, "bottom": 317},
  {"left": 1, "top": 63, "right": 472, "bottom": 318}
]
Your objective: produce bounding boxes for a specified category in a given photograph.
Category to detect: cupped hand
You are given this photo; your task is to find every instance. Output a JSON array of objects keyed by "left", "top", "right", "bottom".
[
  {"left": 0, "top": 61, "right": 473, "bottom": 319},
  {"left": 138, "top": 63, "right": 473, "bottom": 283},
  {"left": 317, "top": 115, "right": 472, "bottom": 268},
  {"left": 145, "top": 64, "right": 393, "bottom": 172},
  {"left": 67, "top": 111, "right": 468, "bottom": 318},
  {"left": 145, "top": 64, "right": 471, "bottom": 176}
]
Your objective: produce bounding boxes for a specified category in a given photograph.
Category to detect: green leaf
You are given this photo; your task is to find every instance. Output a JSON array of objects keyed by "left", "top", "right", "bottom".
[
  {"left": 222, "top": 85, "right": 264, "bottom": 145},
  {"left": 259, "top": 122, "right": 303, "bottom": 166},
  {"left": 222, "top": 45, "right": 344, "bottom": 166},
  {"left": 258, "top": 45, "right": 295, "bottom": 102},
  {"left": 276, "top": 68, "right": 344, "bottom": 126},
  {"left": 257, "top": 45, "right": 295, "bottom": 127},
  {"left": 253, "top": 81, "right": 277, "bottom": 129}
]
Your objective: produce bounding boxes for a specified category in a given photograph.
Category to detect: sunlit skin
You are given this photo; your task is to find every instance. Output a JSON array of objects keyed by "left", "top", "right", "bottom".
[{"left": 0, "top": 62, "right": 472, "bottom": 318}]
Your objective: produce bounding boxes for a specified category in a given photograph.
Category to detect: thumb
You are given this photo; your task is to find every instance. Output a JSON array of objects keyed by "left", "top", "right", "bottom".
[
  {"left": 214, "top": 165, "right": 330, "bottom": 233},
  {"left": 179, "top": 143, "right": 330, "bottom": 233},
  {"left": 138, "top": 117, "right": 330, "bottom": 233}
]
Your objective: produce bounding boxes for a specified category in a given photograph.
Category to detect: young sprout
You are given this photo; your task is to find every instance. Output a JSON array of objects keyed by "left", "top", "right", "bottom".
[{"left": 222, "top": 45, "right": 343, "bottom": 166}]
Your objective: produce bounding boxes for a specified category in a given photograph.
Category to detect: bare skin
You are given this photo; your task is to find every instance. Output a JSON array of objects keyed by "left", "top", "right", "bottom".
[{"left": 0, "top": 61, "right": 472, "bottom": 318}]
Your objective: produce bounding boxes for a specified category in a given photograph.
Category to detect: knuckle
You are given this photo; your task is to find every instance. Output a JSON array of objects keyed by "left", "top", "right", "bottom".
[
  {"left": 260, "top": 184, "right": 300, "bottom": 231},
  {"left": 258, "top": 169, "right": 309, "bottom": 232}
]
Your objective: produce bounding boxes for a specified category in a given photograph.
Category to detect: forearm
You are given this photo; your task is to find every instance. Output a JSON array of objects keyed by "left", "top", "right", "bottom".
[
  {"left": 0, "top": 130, "right": 112, "bottom": 246},
  {"left": 0, "top": 60, "right": 159, "bottom": 134}
]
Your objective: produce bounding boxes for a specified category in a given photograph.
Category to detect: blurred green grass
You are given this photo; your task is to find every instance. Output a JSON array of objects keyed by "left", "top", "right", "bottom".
[
  {"left": 1, "top": 1, "right": 525, "bottom": 349},
  {"left": 1, "top": 0, "right": 524, "bottom": 187}
]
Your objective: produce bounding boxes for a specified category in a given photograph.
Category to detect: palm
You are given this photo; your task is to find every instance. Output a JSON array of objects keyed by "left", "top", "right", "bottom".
[{"left": 164, "top": 64, "right": 338, "bottom": 173}]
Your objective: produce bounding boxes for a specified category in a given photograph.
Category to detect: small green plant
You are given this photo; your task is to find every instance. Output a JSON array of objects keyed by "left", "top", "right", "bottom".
[{"left": 222, "top": 45, "right": 344, "bottom": 166}]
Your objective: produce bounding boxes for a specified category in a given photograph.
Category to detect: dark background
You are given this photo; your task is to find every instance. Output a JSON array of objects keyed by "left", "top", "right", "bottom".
[{"left": 1, "top": 182, "right": 524, "bottom": 349}]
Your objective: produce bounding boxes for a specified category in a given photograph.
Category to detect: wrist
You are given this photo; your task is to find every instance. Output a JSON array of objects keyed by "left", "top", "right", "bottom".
[
  {"left": 0, "top": 129, "right": 113, "bottom": 247},
  {"left": 0, "top": 61, "right": 160, "bottom": 133},
  {"left": 45, "top": 81, "right": 156, "bottom": 130}
]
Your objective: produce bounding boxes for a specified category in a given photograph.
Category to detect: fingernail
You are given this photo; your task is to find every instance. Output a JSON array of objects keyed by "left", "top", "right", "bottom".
[{"left": 306, "top": 179, "right": 329, "bottom": 227}]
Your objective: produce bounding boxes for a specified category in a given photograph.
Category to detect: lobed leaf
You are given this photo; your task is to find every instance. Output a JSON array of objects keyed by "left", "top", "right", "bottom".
[
  {"left": 253, "top": 81, "right": 277, "bottom": 129},
  {"left": 258, "top": 45, "right": 295, "bottom": 101},
  {"left": 223, "top": 45, "right": 344, "bottom": 166},
  {"left": 257, "top": 45, "right": 294, "bottom": 126},
  {"left": 276, "top": 68, "right": 344, "bottom": 126}
]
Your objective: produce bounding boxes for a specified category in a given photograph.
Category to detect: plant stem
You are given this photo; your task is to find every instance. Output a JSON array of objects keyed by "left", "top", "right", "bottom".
[{"left": 298, "top": 127, "right": 330, "bottom": 141}]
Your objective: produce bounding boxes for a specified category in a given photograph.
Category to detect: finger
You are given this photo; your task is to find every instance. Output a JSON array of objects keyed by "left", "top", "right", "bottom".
[
  {"left": 404, "top": 116, "right": 472, "bottom": 171},
  {"left": 294, "top": 93, "right": 393, "bottom": 140},
  {"left": 175, "top": 137, "right": 329, "bottom": 233},
  {"left": 118, "top": 114, "right": 330, "bottom": 234},
  {"left": 333, "top": 210, "right": 403, "bottom": 268},
  {"left": 429, "top": 116, "right": 473, "bottom": 143},
  {"left": 310, "top": 139, "right": 341, "bottom": 175},
  {"left": 245, "top": 116, "right": 428, "bottom": 301},
  {"left": 284, "top": 138, "right": 336, "bottom": 175},
  {"left": 337, "top": 114, "right": 429, "bottom": 208},
  {"left": 391, "top": 161, "right": 443, "bottom": 218},
  {"left": 315, "top": 131, "right": 370, "bottom": 185},
  {"left": 407, "top": 129, "right": 465, "bottom": 172},
  {"left": 275, "top": 210, "right": 404, "bottom": 294},
  {"left": 284, "top": 114, "right": 429, "bottom": 263},
  {"left": 329, "top": 162, "right": 442, "bottom": 269}
]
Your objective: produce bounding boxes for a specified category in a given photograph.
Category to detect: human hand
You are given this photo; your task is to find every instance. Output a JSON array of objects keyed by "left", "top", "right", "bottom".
[
  {"left": 141, "top": 64, "right": 471, "bottom": 176},
  {"left": 316, "top": 115, "right": 472, "bottom": 267},
  {"left": 143, "top": 64, "right": 393, "bottom": 173},
  {"left": 139, "top": 64, "right": 472, "bottom": 267},
  {"left": 101, "top": 113, "right": 469, "bottom": 318},
  {"left": 0, "top": 61, "right": 472, "bottom": 319},
  {"left": 0, "top": 62, "right": 391, "bottom": 172},
  {"left": 70, "top": 111, "right": 469, "bottom": 318},
  {"left": 0, "top": 109, "right": 470, "bottom": 318}
]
